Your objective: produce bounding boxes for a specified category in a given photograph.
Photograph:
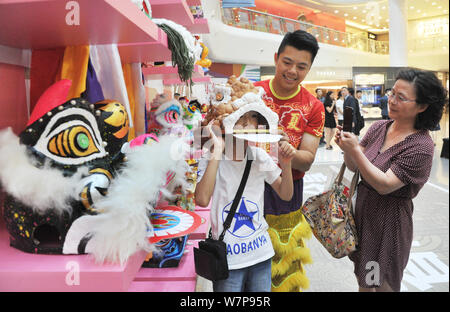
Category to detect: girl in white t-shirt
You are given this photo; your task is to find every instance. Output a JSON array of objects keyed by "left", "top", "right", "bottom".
[{"left": 195, "top": 111, "right": 295, "bottom": 292}]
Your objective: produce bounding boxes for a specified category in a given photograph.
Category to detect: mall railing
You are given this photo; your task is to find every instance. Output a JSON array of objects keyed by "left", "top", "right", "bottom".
[{"left": 222, "top": 7, "right": 390, "bottom": 55}]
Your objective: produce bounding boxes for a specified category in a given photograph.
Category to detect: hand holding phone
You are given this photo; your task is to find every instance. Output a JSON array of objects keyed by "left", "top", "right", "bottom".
[{"left": 343, "top": 107, "right": 353, "bottom": 132}]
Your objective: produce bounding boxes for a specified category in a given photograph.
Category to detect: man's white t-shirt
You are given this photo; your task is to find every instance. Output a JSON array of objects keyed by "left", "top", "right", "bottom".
[
  {"left": 336, "top": 98, "right": 344, "bottom": 121},
  {"left": 197, "top": 146, "right": 281, "bottom": 270}
]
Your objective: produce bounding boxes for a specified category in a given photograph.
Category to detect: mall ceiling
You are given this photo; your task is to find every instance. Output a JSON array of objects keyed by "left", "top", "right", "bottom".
[{"left": 287, "top": 0, "right": 449, "bottom": 33}]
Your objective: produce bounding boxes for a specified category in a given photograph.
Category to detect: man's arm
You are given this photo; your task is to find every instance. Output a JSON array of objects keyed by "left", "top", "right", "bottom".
[{"left": 291, "top": 132, "right": 320, "bottom": 173}]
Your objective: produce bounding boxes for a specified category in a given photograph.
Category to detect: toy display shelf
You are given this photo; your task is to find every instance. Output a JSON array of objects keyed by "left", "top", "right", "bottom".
[
  {"left": 129, "top": 242, "right": 199, "bottom": 292},
  {"left": 142, "top": 64, "right": 205, "bottom": 80},
  {"left": 189, "top": 18, "right": 210, "bottom": 34},
  {"left": 149, "top": 0, "right": 209, "bottom": 34},
  {"left": 117, "top": 28, "right": 172, "bottom": 63},
  {"left": 0, "top": 227, "right": 147, "bottom": 292},
  {"left": 150, "top": 0, "right": 194, "bottom": 26},
  {"left": 186, "top": 0, "right": 201, "bottom": 5},
  {"left": 163, "top": 75, "right": 211, "bottom": 85},
  {"left": 0, "top": 0, "right": 163, "bottom": 50}
]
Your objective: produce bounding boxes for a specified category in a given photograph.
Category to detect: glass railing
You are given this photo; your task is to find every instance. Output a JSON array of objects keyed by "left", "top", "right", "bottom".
[{"left": 221, "top": 7, "right": 389, "bottom": 55}]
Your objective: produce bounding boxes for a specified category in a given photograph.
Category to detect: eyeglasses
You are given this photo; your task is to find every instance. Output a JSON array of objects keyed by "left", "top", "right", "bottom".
[{"left": 388, "top": 92, "right": 416, "bottom": 103}]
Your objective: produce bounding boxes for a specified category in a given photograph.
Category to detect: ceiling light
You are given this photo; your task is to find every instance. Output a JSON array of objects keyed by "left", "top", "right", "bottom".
[
  {"left": 362, "top": 10, "right": 367, "bottom": 13},
  {"left": 438, "top": 6, "right": 442, "bottom": 9},
  {"left": 344, "top": 13, "right": 348, "bottom": 17},
  {"left": 417, "top": 9, "right": 421, "bottom": 13},
  {"left": 353, "top": 16, "right": 357, "bottom": 20},
  {"left": 381, "top": 6, "right": 386, "bottom": 10},
  {"left": 334, "top": 10, "right": 339, "bottom": 14},
  {"left": 353, "top": 6, "right": 357, "bottom": 10},
  {"left": 409, "top": 6, "right": 414, "bottom": 9},
  {"left": 432, "top": 2, "right": 436, "bottom": 5}
]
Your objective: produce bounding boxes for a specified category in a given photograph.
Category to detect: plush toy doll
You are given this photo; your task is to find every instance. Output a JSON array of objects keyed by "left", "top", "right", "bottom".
[
  {"left": 202, "top": 76, "right": 281, "bottom": 143},
  {"left": 182, "top": 99, "right": 203, "bottom": 131},
  {"left": 0, "top": 80, "right": 191, "bottom": 265},
  {"left": 194, "top": 36, "right": 212, "bottom": 69},
  {"left": 147, "top": 94, "right": 186, "bottom": 137}
]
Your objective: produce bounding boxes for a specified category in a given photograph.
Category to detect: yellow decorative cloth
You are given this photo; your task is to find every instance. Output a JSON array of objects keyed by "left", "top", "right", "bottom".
[
  {"left": 266, "top": 209, "right": 312, "bottom": 292},
  {"left": 59, "top": 46, "right": 90, "bottom": 100}
]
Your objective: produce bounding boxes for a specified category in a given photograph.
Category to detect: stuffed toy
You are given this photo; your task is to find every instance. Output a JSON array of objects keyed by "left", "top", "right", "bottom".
[
  {"left": 202, "top": 75, "right": 281, "bottom": 143},
  {"left": 147, "top": 94, "right": 186, "bottom": 137},
  {"left": 194, "top": 36, "right": 212, "bottom": 69},
  {"left": 0, "top": 80, "right": 191, "bottom": 265}
]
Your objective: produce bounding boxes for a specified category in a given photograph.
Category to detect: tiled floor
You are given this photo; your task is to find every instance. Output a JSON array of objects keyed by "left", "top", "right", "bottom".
[{"left": 197, "top": 115, "right": 450, "bottom": 292}]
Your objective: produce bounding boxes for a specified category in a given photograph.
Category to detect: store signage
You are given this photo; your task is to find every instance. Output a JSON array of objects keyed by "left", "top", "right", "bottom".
[
  {"left": 354, "top": 74, "right": 385, "bottom": 85},
  {"left": 417, "top": 18, "right": 449, "bottom": 37}
]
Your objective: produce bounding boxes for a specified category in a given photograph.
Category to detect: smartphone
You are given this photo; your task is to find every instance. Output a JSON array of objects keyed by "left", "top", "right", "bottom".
[{"left": 343, "top": 107, "right": 353, "bottom": 132}]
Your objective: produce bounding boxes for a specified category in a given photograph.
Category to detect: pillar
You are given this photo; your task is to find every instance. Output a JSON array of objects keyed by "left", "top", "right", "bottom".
[{"left": 388, "top": 0, "right": 408, "bottom": 67}]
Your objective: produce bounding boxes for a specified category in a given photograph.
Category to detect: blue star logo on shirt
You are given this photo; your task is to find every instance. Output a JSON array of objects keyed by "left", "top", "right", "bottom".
[
  {"left": 223, "top": 197, "right": 260, "bottom": 238},
  {"left": 232, "top": 200, "right": 257, "bottom": 233}
]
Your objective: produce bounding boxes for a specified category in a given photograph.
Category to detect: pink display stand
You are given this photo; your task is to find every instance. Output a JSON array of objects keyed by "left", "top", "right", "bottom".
[
  {"left": 164, "top": 76, "right": 211, "bottom": 85},
  {"left": 129, "top": 242, "right": 199, "bottom": 292},
  {"left": 143, "top": 64, "right": 205, "bottom": 80},
  {"left": 0, "top": 227, "right": 147, "bottom": 292},
  {"left": 149, "top": 0, "right": 194, "bottom": 26},
  {"left": 189, "top": 210, "right": 209, "bottom": 239},
  {"left": 189, "top": 18, "right": 210, "bottom": 34},
  {"left": 129, "top": 279, "right": 196, "bottom": 292},
  {"left": 135, "top": 242, "right": 198, "bottom": 281},
  {"left": 0, "top": 0, "right": 161, "bottom": 49}
]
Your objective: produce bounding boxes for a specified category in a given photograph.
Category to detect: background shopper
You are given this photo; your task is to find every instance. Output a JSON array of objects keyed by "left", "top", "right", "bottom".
[{"left": 323, "top": 91, "right": 337, "bottom": 150}]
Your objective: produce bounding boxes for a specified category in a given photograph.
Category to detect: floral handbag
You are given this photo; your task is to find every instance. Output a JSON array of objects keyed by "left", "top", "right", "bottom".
[{"left": 301, "top": 163, "right": 359, "bottom": 258}]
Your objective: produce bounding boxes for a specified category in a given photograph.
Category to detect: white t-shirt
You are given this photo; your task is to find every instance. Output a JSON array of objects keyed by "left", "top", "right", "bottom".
[
  {"left": 336, "top": 98, "right": 344, "bottom": 121},
  {"left": 197, "top": 146, "right": 281, "bottom": 270}
]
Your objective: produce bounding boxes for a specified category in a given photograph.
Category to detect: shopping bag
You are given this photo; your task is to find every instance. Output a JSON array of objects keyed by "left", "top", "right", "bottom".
[{"left": 300, "top": 163, "right": 359, "bottom": 258}]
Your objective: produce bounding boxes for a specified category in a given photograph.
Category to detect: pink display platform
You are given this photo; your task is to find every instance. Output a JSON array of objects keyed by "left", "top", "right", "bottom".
[
  {"left": 143, "top": 64, "right": 205, "bottom": 80},
  {"left": 0, "top": 228, "right": 147, "bottom": 292},
  {"left": 129, "top": 242, "right": 199, "bottom": 292},
  {"left": 164, "top": 76, "right": 211, "bottom": 85},
  {"left": 149, "top": 0, "right": 194, "bottom": 26},
  {"left": 0, "top": 0, "right": 162, "bottom": 49},
  {"left": 186, "top": 0, "right": 201, "bottom": 5},
  {"left": 193, "top": 197, "right": 212, "bottom": 212},
  {"left": 189, "top": 210, "right": 209, "bottom": 240},
  {"left": 189, "top": 18, "right": 210, "bottom": 34},
  {"left": 118, "top": 29, "right": 171, "bottom": 63},
  {"left": 134, "top": 242, "right": 198, "bottom": 282},
  {"left": 129, "top": 279, "right": 196, "bottom": 292}
]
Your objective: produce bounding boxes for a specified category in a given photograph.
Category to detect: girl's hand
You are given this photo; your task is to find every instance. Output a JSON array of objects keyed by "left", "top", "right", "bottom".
[
  {"left": 278, "top": 140, "right": 295, "bottom": 169},
  {"left": 206, "top": 123, "right": 225, "bottom": 160}
]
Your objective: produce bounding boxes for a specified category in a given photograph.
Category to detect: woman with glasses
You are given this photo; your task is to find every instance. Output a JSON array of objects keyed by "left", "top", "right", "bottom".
[{"left": 334, "top": 68, "right": 447, "bottom": 292}]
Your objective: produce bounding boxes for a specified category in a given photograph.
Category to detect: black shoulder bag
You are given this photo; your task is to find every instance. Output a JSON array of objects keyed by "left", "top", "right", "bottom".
[{"left": 194, "top": 158, "right": 253, "bottom": 281}]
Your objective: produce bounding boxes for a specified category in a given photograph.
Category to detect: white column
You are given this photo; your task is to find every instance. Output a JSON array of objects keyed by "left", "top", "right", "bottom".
[{"left": 388, "top": 0, "right": 408, "bottom": 66}]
